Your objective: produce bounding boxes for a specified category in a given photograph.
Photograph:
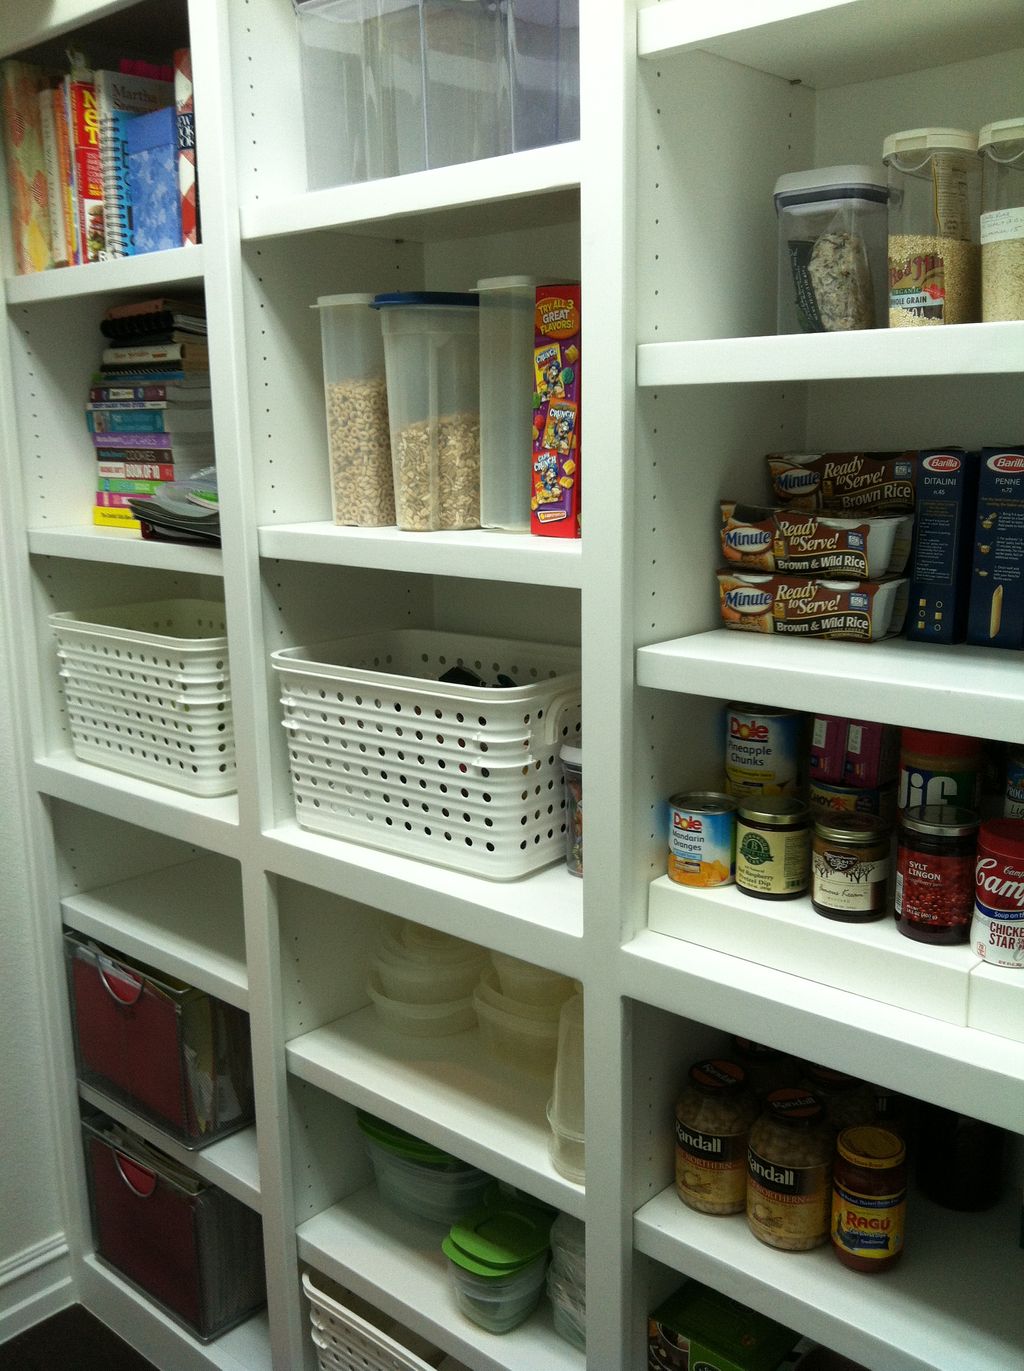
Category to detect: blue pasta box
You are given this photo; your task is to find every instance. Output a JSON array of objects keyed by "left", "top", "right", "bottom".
[
  {"left": 904, "top": 447, "right": 979, "bottom": 644},
  {"left": 966, "top": 446, "right": 1024, "bottom": 650}
]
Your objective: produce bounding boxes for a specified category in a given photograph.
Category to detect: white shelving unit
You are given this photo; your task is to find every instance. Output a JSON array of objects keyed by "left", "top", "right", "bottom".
[{"left": 0, "top": 2, "right": 1022, "bottom": 1370}]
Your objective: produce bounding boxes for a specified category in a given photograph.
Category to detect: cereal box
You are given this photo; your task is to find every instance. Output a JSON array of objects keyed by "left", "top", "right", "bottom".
[{"left": 531, "top": 284, "right": 581, "bottom": 538}]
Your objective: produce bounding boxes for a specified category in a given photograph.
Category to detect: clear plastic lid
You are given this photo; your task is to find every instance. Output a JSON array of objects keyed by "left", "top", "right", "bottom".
[
  {"left": 979, "top": 117, "right": 1024, "bottom": 157},
  {"left": 560, "top": 744, "right": 583, "bottom": 766}
]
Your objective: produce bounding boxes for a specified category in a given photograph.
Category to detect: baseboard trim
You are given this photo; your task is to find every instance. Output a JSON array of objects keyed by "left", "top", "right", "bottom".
[{"left": 0, "top": 1234, "right": 73, "bottom": 1344}]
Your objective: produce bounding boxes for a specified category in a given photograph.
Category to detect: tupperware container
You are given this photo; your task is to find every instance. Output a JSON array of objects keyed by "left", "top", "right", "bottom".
[
  {"left": 547, "top": 1214, "right": 586, "bottom": 1350},
  {"left": 421, "top": 0, "right": 512, "bottom": 169},
  {"left": 883, "top": 128, "right": 981, "bottom": 326},
  {"left": 373, "top": 920, "right": 487, "bottom": 1003},
  {"left": 476, "top": 964, "right": 566, "bottom": 1023},
  {"left": 367, "top": 970, "right": 477, "bottom": 1036},
  {"left": 476, "top": 276, "right": 536, "bottom": 531},
  {"left": 979, "top": 117, "right": 1024, "bottom": 322},
  {"left": 357, "top": 1114, "right": 495, "bottom": 1225},
  {"left": 442, "top": 1196, "right": 553, "bottom": 1333},
  {"left": 373, "top": 293, "right": 481, "bottom": 531},
  {"left": 547, "top": 991, "right": 584, "bottom": 1181},
  {"left": 489, "top": 950, "right": 576, "bottom": 1006},
  {"left": 507, "top": 0, "right": 579, "bottom": 152},
  {"left": 314, "top": 293, "right": 394, "bottom": 527},
  {"left": 773, "top": 166, "right": 888, "bottom": 333},
  {"left": 473, "top": 983, "right": 560, "bottom": 1075},
  {"left": 560, "top": 742, "right": 583, "bottom": 875},
  {"left": 294, "top": 0, "right": 426, "bottom": 189}
]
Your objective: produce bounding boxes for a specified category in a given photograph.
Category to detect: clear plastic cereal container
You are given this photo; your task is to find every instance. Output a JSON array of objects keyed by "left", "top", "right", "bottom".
[
  {"left": 477, "top": 276, "right": 536, "bottom": 531},
  {"left": 507, "top": 0, "right": 580, "bottom": 152},
  {"left": 315, "top": 293, "right": 395, "bottom": 527},
  {"left": 979, "top": 117, "right": 1024, "bottom": 322},
  {"left": 421, "top": 0, "right": 512, "bottom": 169},
  {"left": 373, "top": 292, "right": 481, "bottom": 531}
]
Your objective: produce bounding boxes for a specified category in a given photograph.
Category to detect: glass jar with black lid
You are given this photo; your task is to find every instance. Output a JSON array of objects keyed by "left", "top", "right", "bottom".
[
  {"left": 812, "top": 812, "right": 891, "bottom": 922},
  {"left": 895, "top": 804, "right": 979, "bottom": 944}
]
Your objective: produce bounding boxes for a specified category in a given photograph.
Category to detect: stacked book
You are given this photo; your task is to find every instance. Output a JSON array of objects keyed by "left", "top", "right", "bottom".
[{"left": 90, "top": 296, "right": 214, "bottom": 534}]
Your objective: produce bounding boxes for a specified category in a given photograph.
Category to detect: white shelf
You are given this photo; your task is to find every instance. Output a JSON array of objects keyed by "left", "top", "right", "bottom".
[
  {"left": 634, "top": 1184, "right": 1024, "bottom": 1371},
  {"left": 637, "top": 0, "right": 1024, "bottom": 88},
  {"left": 621, "top": 929, "right": 1024, "bottom": 1134},
  {"left": 298, "top": 1186, "right": 583, "bottom": 1371},
  {"left": 287, "top": 1006, "right": 583, "bottom": 1218},
  {"left": 28, "top": 526, "right": 223, "bottom": 574},
  {"left": 968, "top": 962, "right": 1024, "bottom": 1045},
  {"left": 636, "top": 322, "right": 1024, "bottom": 388},
  {"left": 78, "top": 1256, "right": 272, "bottom": 1371},
  {"left": 77, "top": 1084, "right": 261, "bottom": 1214},
  {"left": 263, "top": 820, "right": 583, "bottom": 975},
  {"left": 647, "top": 875, "right": 979, "bottom": 1027},
  {"left": 5, "top": 246, "right": 205, "bottom": 305},
  {"left": 33, "top": 755, "right": 241, "bottom": 858},
  {"left": 241, "top": 145, "right": 581, "bottom": 244},
  {"left": 259, "top": 523, "right": 582, "bottom": 588},
  {"left": 636, "top": 633, "right": 1024, "bottom": 743},
  {"left": 61, "top": 855, "right": 248, "bottom": 1011}
]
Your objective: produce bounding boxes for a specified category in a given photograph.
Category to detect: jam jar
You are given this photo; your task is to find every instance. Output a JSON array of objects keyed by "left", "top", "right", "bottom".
[
  {"left": 811, "top": 813, "right": 891, "bottom": 922},
  {"left": 736, "top": 798, "right": 810, "bottom": 900},
  {"left": 674, "top": 1059, "right": 758, "bottom": 1215},
  {"left": 746, "top": 1089, "right": 834, "bottom": 1251},
  {"left": 895, "top": 804, "right": 979, "bottom": 944},
  {"left": 831, "top": 1125, "right": 906, "bottom": 1273}
]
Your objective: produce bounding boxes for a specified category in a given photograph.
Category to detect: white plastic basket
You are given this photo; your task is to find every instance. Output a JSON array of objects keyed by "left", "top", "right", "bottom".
[
  {"left": 302, "top": 1273, "right": 443, "bottom": 1371},
  {"left": 51, "top": 599, "right": 236, "bottom": 797},
  {"left": 272, "top": 631, "right": 581, "bottom": 879}
]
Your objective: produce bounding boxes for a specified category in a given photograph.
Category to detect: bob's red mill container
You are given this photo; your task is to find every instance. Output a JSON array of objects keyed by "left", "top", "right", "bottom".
[{"left": 724, "top": 702, "right": 802, "bottom": 797}]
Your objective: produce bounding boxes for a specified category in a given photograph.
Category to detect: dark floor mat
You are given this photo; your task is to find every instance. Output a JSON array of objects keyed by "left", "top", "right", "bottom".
[{"left": 0, "top": 1305, "right": 157, "bottom": 1370}]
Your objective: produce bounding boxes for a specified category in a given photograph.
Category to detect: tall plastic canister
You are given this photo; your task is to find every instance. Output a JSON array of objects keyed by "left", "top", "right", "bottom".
[
  {"left": 507, "top": 0, "right": 580, "bottom": 152},
  {"left": 477, "top": 275, "right": 536, "bottom": 530},
  {"left": 421, "top": 0, "right": 513, "bottom": 168}
]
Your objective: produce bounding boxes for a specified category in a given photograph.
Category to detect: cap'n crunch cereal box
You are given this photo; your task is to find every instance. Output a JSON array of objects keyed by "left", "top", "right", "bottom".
[{"left": 531, "top": 284, "right": 581, "bottom": 538}]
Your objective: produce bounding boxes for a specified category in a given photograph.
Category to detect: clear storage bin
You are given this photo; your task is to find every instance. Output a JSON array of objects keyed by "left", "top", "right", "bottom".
[
  {"left": 489, "top": 950, "right": 575, "bottom": 1006},
  {"left": 508, "top": 0, "right": 579, "bottom": 152},
  {"left": 373, "top": 292, "right": 481, "bottom": 531},
  {"left": 421, "top": 0, "right": 512, "bottom": 169},
  {"left": 477, "top": 276, "right": 536, "bottom": 531},
  {"left": 442, "top": 1197, "right": 553, "bottom": 1334},
  {"left": 473, "top": 983, "right": 560, "bottom": 1075},
  {"left": 294, "top": 0, "right": 426, "bottom": 188},
  {"left": 82, "top": 1115, "right": 265, "bottom": 1341},
  {"left": 560, "top": 742, "right": 582, "bottom": 874},
  {"left": 315, "top": 293, "right": 395, "bottom": 526},
  {"left": 773, "top": 166, "right": 887, "bottom": 333},
  {"left": 979, "top": 118, "right": 1024, "bottom": 322},
  {"left": 66, "top": 933, "right": 254, "bottom": 1147},
  {"left": 883, "top": 127, "right": 981, "bottom": 326}
]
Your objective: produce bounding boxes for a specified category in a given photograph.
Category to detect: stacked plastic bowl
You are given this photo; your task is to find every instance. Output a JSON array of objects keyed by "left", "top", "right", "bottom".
[
  {"left": 368, "top": 920, "right": 488, "bottom": 1036},
  {"left": 473, "top": 952, "right": 577, "bottom": 1076},
  {"left": 442, "top": 1195, "right": 554, "bottom": 1334},
  {"left": 547, "top": 1212, "right": 586, "bottom": 1349},
  {"left": 356, "top": 1112, "right": 495, "bottom": 1226},
  {"left": 547, "top": 992, "right": 585, "bottom": 1182}
]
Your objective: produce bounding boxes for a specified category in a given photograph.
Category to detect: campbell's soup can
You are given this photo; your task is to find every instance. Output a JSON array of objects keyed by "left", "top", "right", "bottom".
[
  {"left": 971, "top": 819, "right": 1024, "bottom": 967},
  {"left": 725, "top": 702, "right": 802, "bottom": 797},
  {"left": 668, "top": 791, "right": 736, "bottom": 887}
]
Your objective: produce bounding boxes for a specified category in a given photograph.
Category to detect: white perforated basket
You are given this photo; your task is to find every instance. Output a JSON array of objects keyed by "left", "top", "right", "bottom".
[
  {"left": 302, "top": 1273, "right": 442, "bottom": 1371},
  {"left": 272, "top": 631, "right": 581, "bottom": 879},
  {"left": 51, "top": 599, "right": 236, "bottom": 797}
]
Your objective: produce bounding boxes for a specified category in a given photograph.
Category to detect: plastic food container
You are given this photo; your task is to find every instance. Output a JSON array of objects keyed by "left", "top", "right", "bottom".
[
  {"left": 293, "top": 0, "right": 426, "bottom": 189},
  {"left": 547, "top": 1212, "right": 586, "bottom": 1349},
  {"left": 473, "top": 983, "right": 560, "bottom": 1076},
  {"left": 489, "top": 950, "right": 576, "bottom": 1006},
  {"left": 421, "top": 0, "right": 512, "bottom": 169},
  {"left": 373, "top": 920, "right": 487, "bottom": 1004},
  {"left": 357, "top": 1113, "right": 494, "bottom": 1224},
  {"left": 442, "top": 1196, "right": 553, "bottom": 1333},
  {"left": 66, "top": 932, "right": 254, "bottom": 1148},
  {"left": 547, "top": 992, "right": 584, "bottom": 1182},
  {"left": 979, "top": 118, "right": 1024, "bottom": 322},
  {"left": 508, "top": 0, "right": 579, "bottom": 153},
  {"left": 560, "top": 743, "right": 583, "bottom": 875},
  {"left": 773, "top": 166, "right": 888, "bottom": 333},
  {"left": 367, "top": 970, "right": 477, "bottom": 1037},
  {"left": 883, "top": 128, "right": 981, "bottom": 326},
  {"left": 476, "top": 964, "right": 565, "bottom": 1023},
  {"left": 315, "top": 293, "right": 394, "bottom": 527},
  {"left": 477, "top": 276, "right": 535, "bottom": 531},
  {"left": 373, "top": 293, "right": 481, "bottom": 531}
]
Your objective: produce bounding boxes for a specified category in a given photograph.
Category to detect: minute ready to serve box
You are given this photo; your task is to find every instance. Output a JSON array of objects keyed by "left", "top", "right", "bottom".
[{"left": 967, "top": 446, "right": 1024, "bottom": 649}]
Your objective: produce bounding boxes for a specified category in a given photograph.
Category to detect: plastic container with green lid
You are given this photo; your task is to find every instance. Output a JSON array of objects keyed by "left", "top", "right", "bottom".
[
  {"left": 356, "top": 1113, "right": 495, "bottom": 1224},
  {"left": 442, "top": 1197, "right": 553, "bottom": 1333}
]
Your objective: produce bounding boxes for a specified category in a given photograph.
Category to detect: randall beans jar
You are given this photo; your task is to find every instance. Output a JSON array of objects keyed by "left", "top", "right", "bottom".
[
  {"left": 736, "top": 798, "right": 810, "bottom": 900},
  {"left": 746, "top": 1089, "right": 834, "bottom": 1251},
  {"left": 971, "top": 817, "right": 1024, "bottom": 968},
  {"left": 811, "top": 813, "right": 891, "bottom": 922},
  {"left": 895, "top": 804, "right": 980, "bottom": 944},
  {"left": 830, "top": 1126, "right": 906, "bottom": 1273},
  {"left": 674, "top": 1059, "right": 759, "bottom": 1215}
]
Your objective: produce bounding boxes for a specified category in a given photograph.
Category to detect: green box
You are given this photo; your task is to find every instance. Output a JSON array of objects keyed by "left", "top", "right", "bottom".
[{"left": 648, "top": 1280, "right": 800, "bottom": 1371}]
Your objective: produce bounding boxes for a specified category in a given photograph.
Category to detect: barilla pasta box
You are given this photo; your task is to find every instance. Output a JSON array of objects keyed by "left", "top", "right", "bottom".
[
  {"left": 905, "top": 448, "right": 979, "bottom": 644},
  {"left": 648, "top": 1280, "right": 799, "bottom": 1371},
  {"left": 531, "top": 284, "right": 581, "bottom": 538},
  {"left": 717, "top": 571, "right": 909, "bottom": 640},
  {"left": 766, "top": 451, "right": 917, "bottom": 513},
  {"left": 967, "top": 446, "right": 1024, "bottom": 649}
]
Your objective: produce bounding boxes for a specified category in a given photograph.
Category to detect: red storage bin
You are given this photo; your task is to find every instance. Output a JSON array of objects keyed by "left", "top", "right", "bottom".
[
  {"left": 66, "top": 932, "right": 254, "bottom": 1147},
  {"left": 82, "top": 1115, "right": 266, "bottom": 1341}
]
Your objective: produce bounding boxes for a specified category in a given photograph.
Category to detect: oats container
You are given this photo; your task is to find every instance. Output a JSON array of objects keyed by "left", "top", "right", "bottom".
[{"left": 773, "top": 166, "right": 888, "bottom": 333}]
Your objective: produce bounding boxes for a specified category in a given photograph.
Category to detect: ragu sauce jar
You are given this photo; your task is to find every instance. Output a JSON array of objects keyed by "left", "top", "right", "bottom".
[
  {"left": 895, "top": 804, "right": 979, "bottom": 944},
  {"left": 831, "top": 1126, "right": 906, "bottom": 1273}
]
